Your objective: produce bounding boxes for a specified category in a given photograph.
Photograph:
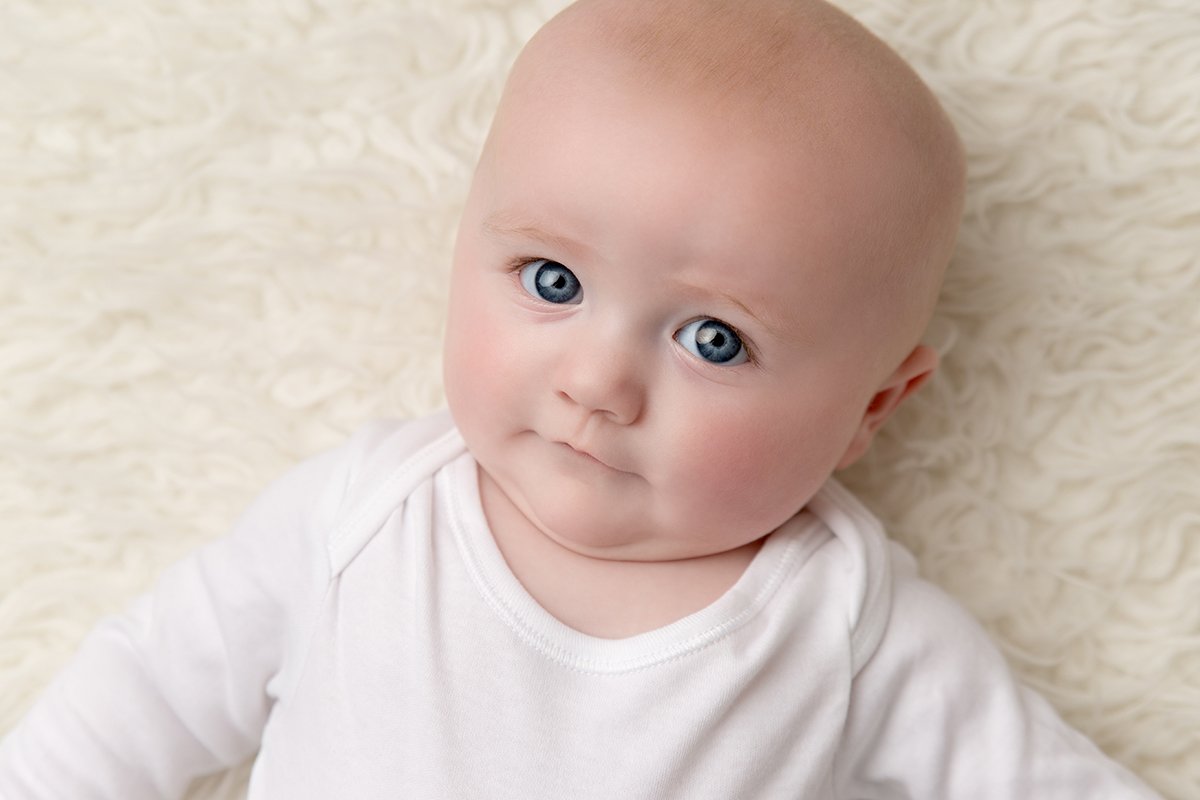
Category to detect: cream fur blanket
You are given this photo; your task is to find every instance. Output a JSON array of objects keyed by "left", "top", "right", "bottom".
[{"left": 1, "top": 1, "right": 1196, "bottom": 797}]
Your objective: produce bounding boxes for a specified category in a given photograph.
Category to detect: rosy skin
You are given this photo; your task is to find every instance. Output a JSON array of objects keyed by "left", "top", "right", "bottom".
[
  {"left": 436, "top": 4, "right": 950, "bottom": 633},
  {"left": 443, "top": 61, "right": 936, "bottom": 584}
]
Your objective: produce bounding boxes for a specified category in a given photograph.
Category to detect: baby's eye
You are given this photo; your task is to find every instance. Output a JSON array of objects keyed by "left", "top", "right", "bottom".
[
  {"left": 674, "top": 319, "right": 748, "bottom": 366},
  {"left": 519, "top": 259, "right": 582, "bottom": 305}
]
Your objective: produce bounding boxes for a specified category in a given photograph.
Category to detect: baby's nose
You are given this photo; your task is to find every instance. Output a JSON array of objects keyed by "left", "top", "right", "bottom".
[{"left": 553, "top": 342, "right": 645, "bottom": 425}]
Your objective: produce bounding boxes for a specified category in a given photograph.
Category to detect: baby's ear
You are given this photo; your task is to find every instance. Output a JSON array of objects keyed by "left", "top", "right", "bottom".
[{"left": 836, "top": 345, "right": 938, "bottom": 470}]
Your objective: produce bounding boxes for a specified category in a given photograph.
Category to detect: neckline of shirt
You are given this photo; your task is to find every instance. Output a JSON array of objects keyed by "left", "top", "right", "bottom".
[{"left": 442, "top": 443, "right": 828, "bottom": 675}]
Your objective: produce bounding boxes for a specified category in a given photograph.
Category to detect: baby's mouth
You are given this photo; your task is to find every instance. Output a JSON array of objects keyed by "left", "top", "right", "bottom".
[
  {"left": 567, "top": 442, "right": 606, "bottom": 466},
  {"left": 555, "top": 438, "right": 624, "bottom": 473}
]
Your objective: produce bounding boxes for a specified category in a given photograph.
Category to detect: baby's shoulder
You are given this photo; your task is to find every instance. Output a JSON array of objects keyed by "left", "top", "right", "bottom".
[
  {"left": 865, "top": 542, "right": 1009, "bottom": 681},
  {"left": 323, "top": 408, "right": 464, "bottom": 570},
  {"left": 338, "top": 409, "right": 458, "bottom": 490}
]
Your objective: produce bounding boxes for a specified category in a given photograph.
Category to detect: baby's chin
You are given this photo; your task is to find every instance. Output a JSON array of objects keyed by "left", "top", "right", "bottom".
[
  {"left": 516, "top": 487, "right": 666, "bottom": 560},
  {"left": 516, "top": 491, "right": 756, "bottom": 564}
]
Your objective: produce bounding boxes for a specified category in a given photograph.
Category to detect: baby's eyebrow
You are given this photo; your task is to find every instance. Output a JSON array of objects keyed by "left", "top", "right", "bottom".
[
  {"left": 673, "top": 279, "right": 792, "bottom": 345},
  {"left": 482, "top": 213, "right": 594, "bottom": 261}
]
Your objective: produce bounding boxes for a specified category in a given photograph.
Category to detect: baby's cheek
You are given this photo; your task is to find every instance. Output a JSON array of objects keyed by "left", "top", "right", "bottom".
[
  {"left": 674, "top": 422, "right": 774, "bottom": 509},
  {"left": 444, "top": 298, "right": 510, "bottom": 434},
  {"left": 446, "top": 286, "right": 506, "bottom": 388},
  {"left": 672, "top": 417, "right": 819, "bottom": 534}
]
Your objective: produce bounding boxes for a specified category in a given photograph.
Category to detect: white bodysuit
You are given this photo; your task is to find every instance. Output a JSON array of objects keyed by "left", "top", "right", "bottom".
[{"left": 0, "top": 411, "right": 1160, "bottom": 798}]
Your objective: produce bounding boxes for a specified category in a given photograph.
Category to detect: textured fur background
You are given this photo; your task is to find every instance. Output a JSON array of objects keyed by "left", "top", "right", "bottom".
[{"left": 1, "top": 1, "right": 1197, "bottom": 797}]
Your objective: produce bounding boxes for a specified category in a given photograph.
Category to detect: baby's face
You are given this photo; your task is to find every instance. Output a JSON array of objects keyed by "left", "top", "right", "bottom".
[{"left": 443, "top": 67, "right": 923, "bottom": 562}]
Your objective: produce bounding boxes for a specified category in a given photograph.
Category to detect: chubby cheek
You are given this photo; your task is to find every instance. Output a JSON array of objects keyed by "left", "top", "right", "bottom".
[
  {"left": 664, "top": 401, "right": 844, "bottom": 541},
  {"left": 443, "top": 271, "right": 520, "bottom": 445}
]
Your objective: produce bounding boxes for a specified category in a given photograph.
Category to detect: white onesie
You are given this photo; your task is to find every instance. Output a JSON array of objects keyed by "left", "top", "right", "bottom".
[{"left": 0, "top": 410, "right": 1160, "bottom": 798}]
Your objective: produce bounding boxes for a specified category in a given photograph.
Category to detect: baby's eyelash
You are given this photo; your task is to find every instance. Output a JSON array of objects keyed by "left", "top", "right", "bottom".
[{"left": 506, "top": 255, "right": 544, "bottom": 274}]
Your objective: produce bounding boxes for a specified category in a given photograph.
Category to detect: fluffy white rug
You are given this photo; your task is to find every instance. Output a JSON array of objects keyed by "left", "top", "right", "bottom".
[{"left": 1, "top": 1, "right": 1196, "bottom": 797}]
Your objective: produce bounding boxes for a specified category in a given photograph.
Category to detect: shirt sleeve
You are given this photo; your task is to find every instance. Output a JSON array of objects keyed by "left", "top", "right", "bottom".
[
  {"left": 0, "top": 436, "right": 364, "bottom": 799},
  {"left": 838, "top": 546, "right": 1162, "bottom": 800}
]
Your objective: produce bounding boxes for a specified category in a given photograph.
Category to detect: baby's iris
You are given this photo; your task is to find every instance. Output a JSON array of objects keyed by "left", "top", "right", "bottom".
[
  {"left": 519, "top": 260, "right": 582, "bottom": 304},
  {"left": 675, "top": 319, "right": 747, "bottom": 365}
]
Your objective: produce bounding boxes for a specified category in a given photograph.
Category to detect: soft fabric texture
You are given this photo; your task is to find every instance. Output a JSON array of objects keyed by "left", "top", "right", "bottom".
[
  {"left": 0, "top": 412, "right": 1161, "bottom": 798},
  {"left": 0, "top": 1, "right": 1195, "bottom": 798}
]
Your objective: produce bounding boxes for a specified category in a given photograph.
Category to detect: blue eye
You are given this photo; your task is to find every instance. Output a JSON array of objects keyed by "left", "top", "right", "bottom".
[
  {"left": 675, "top": 319, "right": 748, "bottom": 366},
  {"left": 519, "top": 259, "right": 582, "bottom": 305}
]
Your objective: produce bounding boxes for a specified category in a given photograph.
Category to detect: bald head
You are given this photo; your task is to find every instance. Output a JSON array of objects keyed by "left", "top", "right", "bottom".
[
  {"left": 544, "top": 0, "right": 914, "bottom": 111},
  {"left": 482, "top": 0, "right": 966, "bottom": 370}
]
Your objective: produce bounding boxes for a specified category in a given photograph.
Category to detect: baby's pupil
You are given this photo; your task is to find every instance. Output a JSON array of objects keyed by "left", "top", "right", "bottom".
[
  {"left": 534, "top": 261, "right": 578, "bottom": 303},
  {"left": 538, "top": 268, "right": 566, "bottom": 291},
  {"left": 696, "top": 321, "right": 740, "bottom": 363},
  {"left": 698, "top": 327, "right": 725, "bottom": 348}
]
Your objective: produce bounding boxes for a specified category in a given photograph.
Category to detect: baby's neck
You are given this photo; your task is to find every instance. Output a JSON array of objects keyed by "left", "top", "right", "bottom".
[{"left": 478, "top": 468, "right": 763, "bottom": 639}]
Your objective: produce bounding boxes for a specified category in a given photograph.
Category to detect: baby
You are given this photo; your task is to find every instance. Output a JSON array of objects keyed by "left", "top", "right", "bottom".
[{"left": 0, "top": 0, "right": 1164, "bottom": 798}]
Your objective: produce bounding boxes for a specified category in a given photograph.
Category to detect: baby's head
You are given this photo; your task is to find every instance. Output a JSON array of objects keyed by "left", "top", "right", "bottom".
[{"left": 443, "top": 0, "right": 965, "bottom": 562}]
